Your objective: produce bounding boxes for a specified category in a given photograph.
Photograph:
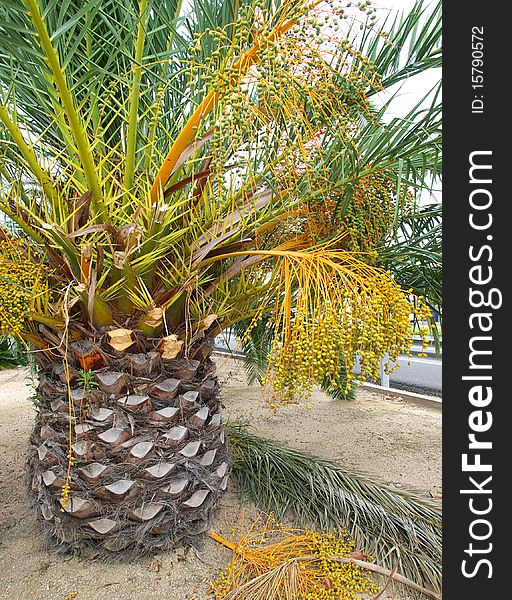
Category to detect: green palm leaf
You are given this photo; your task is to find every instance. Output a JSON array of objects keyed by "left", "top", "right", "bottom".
[{"left": 1, "top": 0, "right": 441, "bottom": 398}]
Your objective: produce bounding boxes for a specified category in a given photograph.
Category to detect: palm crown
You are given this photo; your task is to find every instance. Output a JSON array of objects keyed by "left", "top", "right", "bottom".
[{"left": 0, "top": 0, "right": 441, "bottom": 401}]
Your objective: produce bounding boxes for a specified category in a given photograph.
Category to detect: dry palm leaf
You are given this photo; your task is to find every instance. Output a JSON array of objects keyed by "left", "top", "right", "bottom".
[
  {"left": 207, "top": 517, "right": 440, "bottom": 599},
  {"left": 207, "top": 516, "right": 379, "bottom": 600}
]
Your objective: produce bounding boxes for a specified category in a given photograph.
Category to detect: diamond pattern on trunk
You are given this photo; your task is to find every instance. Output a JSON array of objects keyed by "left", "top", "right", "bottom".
[
  {"left": 181, "top": 489, "right": 209, "bottom": 509},
  {"left": 50, "top": 399, "right": 68, "bottom": 413},
  {"left": 128, "top": 503, "right": 164, "bottom": 522},
  {"left": 148, "top": 406, "right": 180, "bottom": 424},
  {"left": 39, "top": 376, "right": 65, "bottom": 397},
  {"left": 72, "top": 440, "right": 105, "bottom": 461},
  {"left": 179, "top": 441, "right": 201, "bottom": 458},
  {"left": 42, "top": 469, "right": 65, "bottom": 489},
  {"left": 149, "top": 378, "right": 181, "bottom": 401},
  {"left": 105, "top": 479, "right": 134, "bottom": 494},
  {"left": 179, "top": 390, "right": 199, "bottom": 409},
  {"left": 52, "top": 362, "right": 78, "bottom": 383},
  {"left": 78, "top": 462, "right": 107, "bottom": 483},
  {"left": 70, "top": 389, "right": 88, "bottom": 404},
  {"left": 170, "top": 359, "right": 200, "bottom": 381},
  {"left": 95, "top": 371, "right": 129, "bottom": 395},
  {"left": 75, "top": 423, "right": 94, "bottom": 436},
  {"left": 118, "top": 394, "right": 153, "bottom": 412},
  {"left": 123, "top": 352, "right": 160, "bottom": 376},
  {"left": 106, "top": 328, "right": 135, "bottom": 352},
  {"left": 148, "top": 520, "right": 173, "bottom": 535},
  {"left": 200, "top": 449, "right": 217, "bottom": 467},
  {"left": 129, "top": 441, "right": 154, "bottom": 460},
  {"left": 62, "top": 496, "right": 99, "bottom": 518},
  {"left": 102, "top": 537, "right": 132, "bottom": 552},
  {"left": 87, "top": 518, "right": 121, "bottom": 534},
  {"left": 142, "top": 462, "right": 175, "bottom": 479},
  {"left": 215, "top": 462, "right": 229, "bottom": 479},
  {"left": 71, "top": 341, "right": 106, "bottom": 371},
  {"left": 97, "top": 427, "right": 132, "bottom": 446},
  {"left": 198, "top": 378, "right": 216, "bottom": 396},
  {"left": 189, "top": 406, "right": 209, "bottom": 427},
  {"left": 28, "top": 335, "right": 228, "bottom": 557},
  {"left": 192, "top": 340, "right": 213, "bottom": 362},
  {"left": 209, "top": 413, "right": 221, "bottom": 428},
  {"left": 36, "top": 444, "right": 58, "bottom": 465},
  {"left": 40, "top": 425, "right": 63, "bottom": 442},
  {"left": 90, "top": 407, "right": 114, "bottom": 422},
  {"left": 96, "top": 479, "right": 136, "bottom": 501},
  {"left": 162, "top": 426, "right": 188, "bottom": 446},
  {"left": 163, "top": 477, "right": 189, "bottom": 498}
]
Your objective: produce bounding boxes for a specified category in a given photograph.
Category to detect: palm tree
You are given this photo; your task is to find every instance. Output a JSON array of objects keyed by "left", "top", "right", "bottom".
[{"left": 0, "top": 0, "right": 441, "bottom": 557}]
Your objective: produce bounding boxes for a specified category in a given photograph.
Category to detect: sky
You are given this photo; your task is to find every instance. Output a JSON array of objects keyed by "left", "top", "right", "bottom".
[
  {"left": 373, "top": 0, "right": 441, "bottom": 119},
  {"left": 374, "top": 0, "right": 442, "bottom": 203}
]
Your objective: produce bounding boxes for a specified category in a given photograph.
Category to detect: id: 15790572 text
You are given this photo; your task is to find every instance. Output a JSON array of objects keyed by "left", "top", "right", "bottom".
[{"left": 471, "top": 26, "right": 484, "bottom": 114}]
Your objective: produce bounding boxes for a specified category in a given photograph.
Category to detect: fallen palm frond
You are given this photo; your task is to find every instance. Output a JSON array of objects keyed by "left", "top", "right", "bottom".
[
  {"left": 207, "top": 517, "right": 440, "bottom": 600},
  {"left": 227, "top": 425, "right": 442, "bottom": 594}
]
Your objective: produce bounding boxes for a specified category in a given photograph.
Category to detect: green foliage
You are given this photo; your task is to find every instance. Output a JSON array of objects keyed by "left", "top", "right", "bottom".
[
  {"left": 0, "top": 0, "right": 442, "bottom": 399},
  {"left": 77, "top": 368, "right": 99, "bottom": 390},
  {"left": 0, "top": 336, "right": 27, "bottom": 369},
  {"left": 231, "top": 318, "right": 275, "bottom": 386},
  {"left": 320, "top": 365, "right": 357, "bottom": 401},
  {"left": 381, "top": 202, "right": 442, "bottom": 316},
  {"left": 380, "top": 201, "right": 442, "bottom": 349}
]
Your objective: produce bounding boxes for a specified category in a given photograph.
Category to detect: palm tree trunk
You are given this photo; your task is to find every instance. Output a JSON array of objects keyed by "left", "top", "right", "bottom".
[{"left": 26, "top": 333, "right": 229, "bottom": 557}]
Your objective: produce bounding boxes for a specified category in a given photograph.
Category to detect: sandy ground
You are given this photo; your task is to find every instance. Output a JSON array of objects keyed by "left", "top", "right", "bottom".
[{"left": 0, "top": 358, "right": 441, "bottom": 600}]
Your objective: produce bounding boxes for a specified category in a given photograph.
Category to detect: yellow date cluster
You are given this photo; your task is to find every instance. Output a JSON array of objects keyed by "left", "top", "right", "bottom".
[
  {"left": 264, "top": 273, "right": 432, "bottom": 404},
  {"left": 0, "top": 239, "right": 42, "bottom": 336}
]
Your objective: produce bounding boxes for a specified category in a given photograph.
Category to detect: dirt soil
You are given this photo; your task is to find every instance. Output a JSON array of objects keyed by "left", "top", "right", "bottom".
[{"left": 0, "top": 358, "right": 441, "bottom": 600}]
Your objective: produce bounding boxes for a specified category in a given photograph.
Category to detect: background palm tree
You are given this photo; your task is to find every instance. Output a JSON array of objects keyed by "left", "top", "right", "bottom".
[
  {"left": 381, "top": 201, "right": 442, "bottom": 346},
  {"left": 0, "top": 0, "right": 441, "bottom": 557}
]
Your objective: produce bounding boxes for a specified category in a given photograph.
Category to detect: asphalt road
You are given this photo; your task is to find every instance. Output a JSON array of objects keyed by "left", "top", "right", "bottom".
[{"left": 354, "top": 348, "right": 442, "bottom": 397}]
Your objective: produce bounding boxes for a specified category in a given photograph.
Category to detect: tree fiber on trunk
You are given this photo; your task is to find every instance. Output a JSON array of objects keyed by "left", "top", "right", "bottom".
[{"left": 26, "top": 334, "right": 229, "bottom": 558}]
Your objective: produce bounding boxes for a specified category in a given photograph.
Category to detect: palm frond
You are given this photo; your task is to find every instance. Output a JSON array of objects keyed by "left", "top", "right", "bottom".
[
  {"left": 0, "top": 336, "right": 27, "bottom": 368},
  {"left": 381, "top": 202, "right": 442, "bottom": 316},
  {"left": 227, "top": 424, "right": 442, "bottom": 594},
  {"left": 231, "top": 317, "right": 274, "bottom": 386},
  {"left": 1, "top": 0, "right": 441, "bottom": 398},
  {"left": 358, "top": 0, "right": 442, "bottom": 92}
]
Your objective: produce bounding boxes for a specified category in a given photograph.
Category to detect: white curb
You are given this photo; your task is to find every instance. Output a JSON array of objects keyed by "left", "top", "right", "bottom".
[{"left": 361, "top": 382, "right": 442, "bottom": 409}]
